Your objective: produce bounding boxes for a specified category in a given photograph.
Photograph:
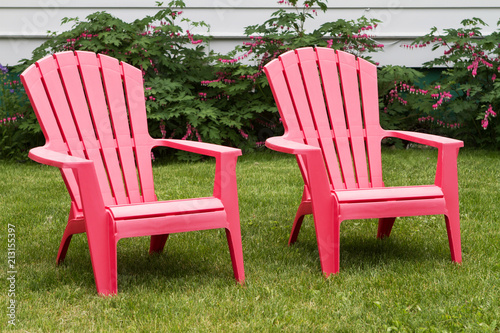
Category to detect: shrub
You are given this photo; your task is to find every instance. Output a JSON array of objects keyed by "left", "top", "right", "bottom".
[
  {"left": 201, "top": 0, "right": 384, "bottom": 149},
  {"left": 15, "top": 0, "right": 221, "bottom": 159},
  {"left": 11, "top": 1, "right": 490, "bottom": 160},
  {"left": 377, "top": 65, "right": 427, "bottom": 132},
  {"left": 0, "top": 64, "right": 41, "bottom": 160},
  {"left": 404, "top": 18, "right": 500, "bottom": 148},
  {"left": 11, "top": 0, "right": 386, "bottom": 158}
]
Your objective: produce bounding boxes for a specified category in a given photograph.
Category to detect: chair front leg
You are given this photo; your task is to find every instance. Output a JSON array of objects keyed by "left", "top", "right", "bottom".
[
  {"left": 215, "top": 153, "right": 245, "bottom": 284},
  {"left": 313, "top": 211, "right": 341, "bottom": 277},
  {"left": 85, "top": 214, "right": 118, "bottom": 296},
  {"left": 76, "top": 163, "right": 118, "bottom": 295},
  {"left": 303, "top": 151, "right": 340, "bottom": 276},
  {"left": 436, "top": 146, "right": 462, "bottom": 263}
]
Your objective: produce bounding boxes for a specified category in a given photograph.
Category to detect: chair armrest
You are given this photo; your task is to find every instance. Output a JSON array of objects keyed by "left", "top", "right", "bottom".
[
  {"left": 29, "top": 146, "right": 107, "bottom": 222},
  {"left": 152, "top": 139, "right": 241, "bottom": 203},
  {"left": 266, "top": 136, "right": 334, "bottom": 209},
  {"left": 385, "top": 130, "right": 464, "bottom": 149},
  {"left": 153, "top": 139, "right": 241, "bottom": 158},
  {"left": 265, "top": 136, "right": 321, "bottom": 155},
  {"left": 385, "top": 130, "right": 462, "bottom": 194},
  {"left": 29, "top": 146, "right": 92, "bottom": 168}
]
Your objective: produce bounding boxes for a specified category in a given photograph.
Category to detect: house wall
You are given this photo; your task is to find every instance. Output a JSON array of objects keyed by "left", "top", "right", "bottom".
[{"left": 0, "top": 0, "right": 498, "bottom": 66}]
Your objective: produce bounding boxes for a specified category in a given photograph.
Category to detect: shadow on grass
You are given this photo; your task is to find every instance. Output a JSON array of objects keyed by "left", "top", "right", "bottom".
[
  {"left": 26, "top": 231, "right": 241, "bottom": 294},
  {"left": 26, "top": 214, "right": 455, "bottom": 295},
  {"left": 283, "top": 219, "right": 452, "bottom": 275}
]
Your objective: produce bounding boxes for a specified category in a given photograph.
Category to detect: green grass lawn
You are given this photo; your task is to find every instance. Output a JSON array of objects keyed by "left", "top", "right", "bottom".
[{"left": 1, "top": 148, "right": 499, "bottom": 331}]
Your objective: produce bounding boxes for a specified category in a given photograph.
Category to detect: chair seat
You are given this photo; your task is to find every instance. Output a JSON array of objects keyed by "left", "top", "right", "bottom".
[
  {"left": 108, "top": 197, "right": 224, "bottom": 220},
  {"left": 334, "top": 185, "right": 444, "bottom": 203}
]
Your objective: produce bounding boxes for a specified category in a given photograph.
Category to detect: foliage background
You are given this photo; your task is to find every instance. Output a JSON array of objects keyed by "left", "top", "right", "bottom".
[{"left": 1, "top": 1, "right": 499, "bottom": 161}]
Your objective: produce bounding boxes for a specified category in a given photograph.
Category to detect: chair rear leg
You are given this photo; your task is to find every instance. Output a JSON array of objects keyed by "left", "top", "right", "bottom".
[
  {"left": 289, "top": 201, "right": 312, "bottom": 245},
  {"left": 445, "top": 209, "right": 462, "bottom": 263},
  {"left": 57, "top": 234, "right": 73, "bottom": 265},
  {"left": 289, "top": 215, "right": 305, "bottom": 245},
  {"left": 56, "top": 219, "right": 86, "bottom": 264},
  {"left": 149, "top": 234, "right": 169, "bottom": 254},
  {"left": 377, "top": 217, "right": 396, "bottom": 239}
]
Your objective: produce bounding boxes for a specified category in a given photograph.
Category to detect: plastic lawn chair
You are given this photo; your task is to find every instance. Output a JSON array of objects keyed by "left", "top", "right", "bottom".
[
  {"left": 21, "top": 51, "right": 245, "bottom": 295},
  {"left": 264, "top": 47, "right": 463, "bottom": 276}
]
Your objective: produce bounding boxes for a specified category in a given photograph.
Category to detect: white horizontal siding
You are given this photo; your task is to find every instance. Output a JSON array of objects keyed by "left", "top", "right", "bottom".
[
  {"left": 1, "top": 0, "right": 499, "bottom": 66},
  {"left": 2, "top": 0, "right": 498, "bottom": 8}
]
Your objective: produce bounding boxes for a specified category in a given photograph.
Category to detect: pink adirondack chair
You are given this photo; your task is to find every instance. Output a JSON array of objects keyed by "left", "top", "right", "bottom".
[
  {"left": 264, "top": 47, "right": 463, "bottom": 276},
  {"left": 21, "top": 51, "right": 245, "bottom": 295}
]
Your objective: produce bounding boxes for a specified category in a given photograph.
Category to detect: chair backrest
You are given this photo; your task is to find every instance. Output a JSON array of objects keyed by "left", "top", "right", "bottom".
[
  {"left": 264, "top": 47, "right": 386, "bottom": 190},
  {"left": 21, "top": 51, "right": 157, "bottom": 209}
]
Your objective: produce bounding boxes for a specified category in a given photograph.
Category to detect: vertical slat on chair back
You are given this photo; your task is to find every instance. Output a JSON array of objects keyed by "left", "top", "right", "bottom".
[
  {"left": 21, "top": 51, "right": 156, "bottom": 207},
  {"left": 285, "top": 49, "right": 345, "bottom": 189},
  {"left": 358, "top": 57, "right": 384, "bottom": 187},
  {"left": 121, "top": 61, "right": 156, "bottom": 202},
  {"left": 21, "top": 59, "right": 85, "bottom": 209},
  {"left": 264, "top": 47, "right": 384, "bottom": 190}
]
